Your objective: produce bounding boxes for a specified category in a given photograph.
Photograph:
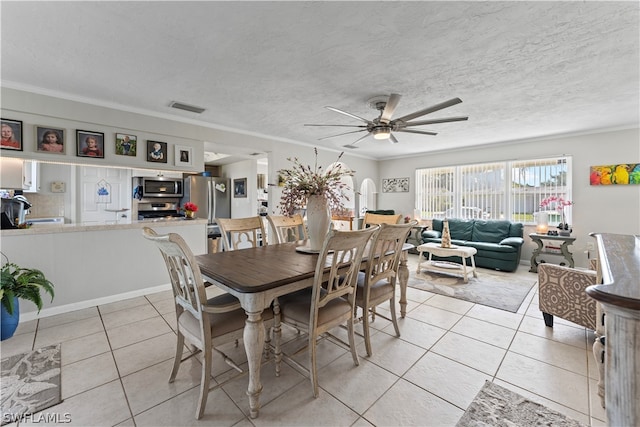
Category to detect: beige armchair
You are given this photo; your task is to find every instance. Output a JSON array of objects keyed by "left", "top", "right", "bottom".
[
  {"left": 538, "top": 263, "right": 597, "bottom": 330},
  {"left": 537, "top": 261, "right": 605, "bottom": 408}
]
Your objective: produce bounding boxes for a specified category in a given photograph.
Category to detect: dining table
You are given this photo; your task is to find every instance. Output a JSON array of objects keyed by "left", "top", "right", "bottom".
[{"left": 195, "top": 240, "right": 413, "bottom": 418}]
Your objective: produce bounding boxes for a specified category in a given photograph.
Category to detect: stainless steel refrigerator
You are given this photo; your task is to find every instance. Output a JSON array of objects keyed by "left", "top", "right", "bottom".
[{"left": 181, "top": 175, "right": 231, "bottom": 224}]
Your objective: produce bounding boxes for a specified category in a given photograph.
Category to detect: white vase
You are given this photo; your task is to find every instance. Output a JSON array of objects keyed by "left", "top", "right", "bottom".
[
  {"left": 535, "top": 211, "right": 549, "bottom": 234},
  {"left": 306, "top": 195, "right": 331, "bottom": 251}
]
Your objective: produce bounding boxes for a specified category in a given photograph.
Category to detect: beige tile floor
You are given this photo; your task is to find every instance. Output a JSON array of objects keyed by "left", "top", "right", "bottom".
[{"left": 2, "top": 254, "right": 607, "bottom": 426}]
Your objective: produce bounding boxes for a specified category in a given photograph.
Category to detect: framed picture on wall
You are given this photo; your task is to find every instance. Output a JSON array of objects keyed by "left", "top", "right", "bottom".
[
  {"left": 115, "top": 133, "right": 137, "bottom": 156},
  {"left": 147, "top": 140, "right": 167, "bottom": 163},
  {"left": 382, "top": 177, "right": 409, "bottom": 193},
  {"left": 175, "top": 145, "right": 193, "bottom": 167},
  {"left": 234, "top": 178, "right": 247, "bottom": 198},
  {"left": 35, "top": 125, "right": 65, "bottom": 154},
  {"left": 76, "top": 130, "right": 105, "bottom": 158},
  {"left": 1, "top": 118, "right": 23, "bottom": 151}
]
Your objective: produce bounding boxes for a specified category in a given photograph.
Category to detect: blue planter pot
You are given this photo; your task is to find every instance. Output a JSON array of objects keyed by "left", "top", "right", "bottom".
[{"left": 1, "top": 297, "right": 20, "bottom": 341}]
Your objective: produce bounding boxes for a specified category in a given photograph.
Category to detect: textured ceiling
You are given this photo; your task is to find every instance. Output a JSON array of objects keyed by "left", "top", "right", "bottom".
[{"left": 1, "top": 1, "right": 639, "bottom": 162}]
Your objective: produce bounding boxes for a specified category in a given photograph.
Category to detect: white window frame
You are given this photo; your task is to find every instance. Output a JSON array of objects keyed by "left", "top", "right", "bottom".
[{"left": 415, "top": 156, "right": 572, "bottom": 225}]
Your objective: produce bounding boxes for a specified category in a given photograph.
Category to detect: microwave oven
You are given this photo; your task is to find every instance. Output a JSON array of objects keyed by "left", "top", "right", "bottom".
[{"left": 134, "top": 177, "right": 183, "bottom": 198}]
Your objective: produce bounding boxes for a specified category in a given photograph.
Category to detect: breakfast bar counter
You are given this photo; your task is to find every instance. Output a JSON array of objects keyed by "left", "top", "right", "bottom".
[{"left": 1, "top": 218, "right": 207, "bottom": 320}]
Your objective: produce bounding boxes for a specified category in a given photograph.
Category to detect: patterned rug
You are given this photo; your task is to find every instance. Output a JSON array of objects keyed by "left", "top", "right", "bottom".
[
  {"left": 457, "top": 381, "right": 586, "bottom": 426},
  {"left": 1, "top": 345, "right": 62, "bottom": 425},
  {"left": 409, "top": 267, "right": 536, "bottom": 312}
]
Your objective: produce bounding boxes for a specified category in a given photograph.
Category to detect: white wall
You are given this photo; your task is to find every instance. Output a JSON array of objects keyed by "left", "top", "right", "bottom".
[
  {"left": 378, "top": 128, "right": 640, "bottom": 268},
  {"left": 223, "top": 159, "right": 258, "bottom": 218}
]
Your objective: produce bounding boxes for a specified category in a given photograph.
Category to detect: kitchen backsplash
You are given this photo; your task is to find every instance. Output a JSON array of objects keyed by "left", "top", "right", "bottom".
[{"left": 26, "top": 193, "right": 65, "bottom": 219}]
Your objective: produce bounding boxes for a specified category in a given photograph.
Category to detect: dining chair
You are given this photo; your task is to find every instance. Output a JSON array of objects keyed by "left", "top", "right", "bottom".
[
  {"left": 142, "top": 227, "right": 274, "bottom": 419},
  {"left": 273, "top": 225, "right": 380, "bottom": 397},
  {"left": 266, "top": 214, "right": 308, "bottom": 244},
  {"left": 362, "top": 212, "right": 402, "bottom": 227},
  {"left": 355, "top": 221, "right": 415, "bottom": 356},
  {"left": 216, "top": 216, "right": 267, "bottom": 251}
]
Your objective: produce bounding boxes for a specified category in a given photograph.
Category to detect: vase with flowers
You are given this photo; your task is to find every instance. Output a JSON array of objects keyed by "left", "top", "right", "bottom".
[
  {"left": 278, "top": 148, "right": 353, "bottom": 250},
  {"left": 539, "top": 196, "right": 573, "bottom": 236},
  {"left": 183, "top": 202, "right": 198, "bottom": 219}
]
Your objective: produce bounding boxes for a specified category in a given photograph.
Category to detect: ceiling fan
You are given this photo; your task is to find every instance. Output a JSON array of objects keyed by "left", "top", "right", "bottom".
[{"left": 305, "top": 94, "right": 468, "bottom": 147}]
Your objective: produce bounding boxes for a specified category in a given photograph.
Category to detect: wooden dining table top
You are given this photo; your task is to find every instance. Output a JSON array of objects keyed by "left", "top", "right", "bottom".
[
  {"left": 195, "top": 240, "right": 414, "bottom": 295},
  {"left": 195, "top": 241, "right": 321, "bottom": 294}
]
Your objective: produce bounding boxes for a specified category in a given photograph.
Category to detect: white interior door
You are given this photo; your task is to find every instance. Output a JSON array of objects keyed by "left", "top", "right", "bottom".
[{"left": 78, "top": 166, "right": 132, "bottom": 224}]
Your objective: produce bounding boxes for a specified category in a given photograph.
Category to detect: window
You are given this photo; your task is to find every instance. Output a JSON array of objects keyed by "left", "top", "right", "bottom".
[{"left": 415, "top": 157, "right": 571, "bottom": 224}]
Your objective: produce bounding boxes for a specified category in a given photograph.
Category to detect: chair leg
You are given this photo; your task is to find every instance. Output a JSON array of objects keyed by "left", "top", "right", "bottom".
[
  {"left": 196, "top": 346, "right": 212, "bottom": 419},
  {"left": 347, "top": 318, "right": 360, "bottom": 367},
  {"left": 389, "top": 298, "right": 401, "bottom": 338},
  {"left": 169, "top": 332, "right": 185, "bottom": 383},
  {"left": 542, "top": 312, "right": 554, "bottom": 327},
  {"left": 310, "top": 334, "right": 319, "bottom": 398},
  {"left": 363, "top": 307, "right": 373, "bottom": 357}
]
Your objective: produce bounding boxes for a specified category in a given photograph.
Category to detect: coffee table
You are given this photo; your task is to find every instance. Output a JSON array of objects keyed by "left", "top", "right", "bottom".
[{"left": 416, "top": 242, "right": 478, "bottom": 282}]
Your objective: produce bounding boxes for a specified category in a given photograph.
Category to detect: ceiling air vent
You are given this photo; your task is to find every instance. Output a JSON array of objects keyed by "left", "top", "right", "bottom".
[{"left": 169, "top": 101, "right": 206, "bottom": 114}]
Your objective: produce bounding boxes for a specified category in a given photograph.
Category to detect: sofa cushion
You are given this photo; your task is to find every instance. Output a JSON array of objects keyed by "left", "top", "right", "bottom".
[
  {"left": 448, "top": 219, "right": 474, "bottom": 241},
  {"left": 465, "top": 241, "right": 518, "bottom": 253},
  {"left": 472, "top": 220, "right": 511, "bottom": 243}
]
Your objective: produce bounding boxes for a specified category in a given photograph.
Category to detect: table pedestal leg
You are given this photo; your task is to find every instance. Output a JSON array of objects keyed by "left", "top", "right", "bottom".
[
  {"left": 398, "top": 252, "right": 409, "bottom": 318},
  {"left": 243, "top": 310, "right": 265, "bottom": 419}
]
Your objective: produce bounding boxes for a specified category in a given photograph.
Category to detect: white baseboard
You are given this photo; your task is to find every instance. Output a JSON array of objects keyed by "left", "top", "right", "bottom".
[{"left": 20, "top": 283, "right": 172, "bottom": 322}]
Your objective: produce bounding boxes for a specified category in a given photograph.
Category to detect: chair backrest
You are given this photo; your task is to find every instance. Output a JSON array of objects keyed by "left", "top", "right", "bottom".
[
  {"left": 364, "top": 221, "right": 416, "bottom": 287},
  {"left": 266, "top": 214, "right": 308, "bottom": 244},
  {"left": 363, "top": 212, "right": 402, "bottom": 227},
  {"left": 310, "top": 226, "right": 379, "bottom": 325},
  {"left": 142, "top": 227, "right": 207, "bottom": 325},
  {"left": 216, "top": 216, "right": 267, "bottom": 251}
]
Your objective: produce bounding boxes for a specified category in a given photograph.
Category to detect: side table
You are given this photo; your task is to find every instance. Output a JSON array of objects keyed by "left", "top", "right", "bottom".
[{"left": 529, "top": 233, "right": 576, "bottom": 273}]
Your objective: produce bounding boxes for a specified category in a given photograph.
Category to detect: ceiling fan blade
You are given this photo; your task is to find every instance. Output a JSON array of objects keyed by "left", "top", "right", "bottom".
[
  {"left": 351, "top": 132, "right": 372, "bottom": 145},
  {"left": 397, "top": 129, "right": 438, "bottom": 136},
  {"left": 325, "top": 106, "right": 371, "bottom": 124},
  {"left": 318, "top": 129, "right": 367, "bottom": 141},
  {"left": 394, "top": 98, "right": 463, "bottom": 123},
  {"left": 379, "top": 93, "right": 402, "bottom": 124},
  {"left": 389, "top": 133, "right": 399, "bottom": 144},
  {"left": 304, "top": 124, "right": 368, "bottom": 128},
  {"left": 403, "top": 116, "right": 469, "bottom": 127}
]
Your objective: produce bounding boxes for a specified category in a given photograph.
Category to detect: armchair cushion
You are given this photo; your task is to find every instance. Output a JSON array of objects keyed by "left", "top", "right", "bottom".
[{"left": 537, "top": 263, "right": 597, "bottom": 330}]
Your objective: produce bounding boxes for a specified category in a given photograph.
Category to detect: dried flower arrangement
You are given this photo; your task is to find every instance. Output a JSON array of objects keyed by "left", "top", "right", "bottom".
[{"left": 278, "top": 148, "right": 353, "bottom": 216}]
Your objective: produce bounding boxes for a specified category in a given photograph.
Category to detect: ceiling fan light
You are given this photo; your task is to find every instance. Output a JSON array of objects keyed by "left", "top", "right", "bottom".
[{"left": 373, "top": 128, "right": 391, "bottom": 140}]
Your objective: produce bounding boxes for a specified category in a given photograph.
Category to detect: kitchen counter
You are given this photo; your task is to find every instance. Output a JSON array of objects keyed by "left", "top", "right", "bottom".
[
  {"left": 1, "top": 218, "right": 207, "bottom": 321},
  {"left": 1, "top": 217, "right": 207, "bottom": 236}
]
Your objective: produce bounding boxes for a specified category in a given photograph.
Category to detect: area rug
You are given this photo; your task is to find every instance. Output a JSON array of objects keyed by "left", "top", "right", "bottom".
[
  {"left": 1, "top": 344, "right": 62, "bottom": 425},
  {"left": 457, "top": 381, "right": 586, "bottom": 426},
  {"left": 409, "top": 268, "right": 535, "bottom": 313}
]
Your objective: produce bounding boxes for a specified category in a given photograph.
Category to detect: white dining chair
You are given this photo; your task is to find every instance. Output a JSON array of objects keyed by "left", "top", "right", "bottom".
[
  {"left": 142, "top": 227, "right": 274, "bottom": 419},
  {"left": 273, "top": 225, "right": 379, "bottom": 397},
  {"left": 266, "top": 214, "right": 308, "bottom": 244},
  {"left": 216, "top": 216, "right": 267, "bottom": 251},
  {"left": 355, "top": 221, "right": 415, "bottom": 356}
]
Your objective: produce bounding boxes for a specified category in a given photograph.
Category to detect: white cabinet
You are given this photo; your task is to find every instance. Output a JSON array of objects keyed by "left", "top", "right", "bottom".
[
  {"left": 0, "top": 157, "right": 23, "bottom": 189},
  {"left": 22, "top": 160, "right": 40, "bottom": 192}
]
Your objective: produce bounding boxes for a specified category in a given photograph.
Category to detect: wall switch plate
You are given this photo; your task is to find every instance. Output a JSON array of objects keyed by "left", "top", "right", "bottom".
[{"left": 51, "top": 181, "right": 66, "bottom": 193}]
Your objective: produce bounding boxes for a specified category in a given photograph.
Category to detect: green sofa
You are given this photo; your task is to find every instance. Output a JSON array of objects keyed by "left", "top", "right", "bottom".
[{"left": 421, "top": 219, "right": 524, "bottom": 272}]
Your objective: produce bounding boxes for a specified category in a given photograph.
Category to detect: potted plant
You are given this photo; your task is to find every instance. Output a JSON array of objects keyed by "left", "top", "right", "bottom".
[{"left": 1, "top": 258, "right": 55, "bottom": 340}]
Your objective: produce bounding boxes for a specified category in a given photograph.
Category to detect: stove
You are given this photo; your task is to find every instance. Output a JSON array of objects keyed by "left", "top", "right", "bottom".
[{"left": 136, "top": 201, "right": 183, "bottom": 220}]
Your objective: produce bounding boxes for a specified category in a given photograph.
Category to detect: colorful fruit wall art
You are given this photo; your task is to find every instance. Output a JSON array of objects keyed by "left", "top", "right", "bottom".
[{"left": 590, "top": 163, "right": 640, "bottom": 185}]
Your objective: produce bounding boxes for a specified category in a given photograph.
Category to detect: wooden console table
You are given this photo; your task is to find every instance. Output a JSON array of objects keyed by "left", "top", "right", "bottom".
[
  {"left": 586, "top": 233, "right": 640, "bottom": 427},
  {"left": 529, "top": 233, "right": 575, "bottom": 273}
]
